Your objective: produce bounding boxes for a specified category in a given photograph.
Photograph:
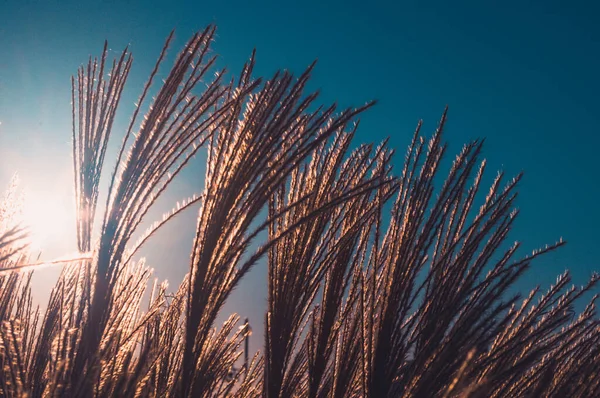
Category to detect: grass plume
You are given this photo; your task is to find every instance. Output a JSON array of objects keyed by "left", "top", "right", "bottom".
[{"left": 0, "top": 26, "right": 598, "bottom": 397}]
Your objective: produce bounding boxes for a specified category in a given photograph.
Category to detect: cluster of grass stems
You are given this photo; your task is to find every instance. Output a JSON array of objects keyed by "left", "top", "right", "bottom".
[{"left": 1, "top": 26, "right": 599, "bottom": 397}]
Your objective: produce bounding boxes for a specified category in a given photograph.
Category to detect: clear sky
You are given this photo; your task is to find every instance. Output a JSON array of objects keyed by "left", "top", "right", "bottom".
[{"left": 1, "top": 0, "right": 599, "bottom": 351}]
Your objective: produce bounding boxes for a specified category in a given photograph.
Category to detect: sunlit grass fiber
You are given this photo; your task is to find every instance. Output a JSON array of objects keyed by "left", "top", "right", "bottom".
[{"left": 0, "top": 26, "right": 598, "bottom": 397}]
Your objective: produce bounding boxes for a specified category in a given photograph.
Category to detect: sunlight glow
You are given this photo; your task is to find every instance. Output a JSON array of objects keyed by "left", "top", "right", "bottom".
[{"left": 21, "top": 191, "right": 74, "bottom": 254}]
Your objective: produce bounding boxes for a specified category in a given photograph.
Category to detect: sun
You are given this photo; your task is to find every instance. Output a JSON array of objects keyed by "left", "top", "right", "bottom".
[{"left": 21, "top": 191, "right": 75, "bottom": 256}]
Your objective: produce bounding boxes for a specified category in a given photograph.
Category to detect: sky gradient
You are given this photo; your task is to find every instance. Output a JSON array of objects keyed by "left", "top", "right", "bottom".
[{"left": 1, "top": 0, "right": 599, "bottom": 353}]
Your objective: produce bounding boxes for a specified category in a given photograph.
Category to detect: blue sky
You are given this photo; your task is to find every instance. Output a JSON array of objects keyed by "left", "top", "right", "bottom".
[{"left": 1, "top": 0, "right": 599, "bottom": 351}]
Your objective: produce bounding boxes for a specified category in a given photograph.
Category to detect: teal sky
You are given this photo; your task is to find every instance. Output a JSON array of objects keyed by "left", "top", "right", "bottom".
[{"left": 1, "top": 0, "right": 599, "bottom": 351}]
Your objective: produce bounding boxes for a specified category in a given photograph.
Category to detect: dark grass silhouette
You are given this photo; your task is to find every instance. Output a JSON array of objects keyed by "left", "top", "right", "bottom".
[{"left": 0, "top": 26, "right": 598, "bottom": 397}]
